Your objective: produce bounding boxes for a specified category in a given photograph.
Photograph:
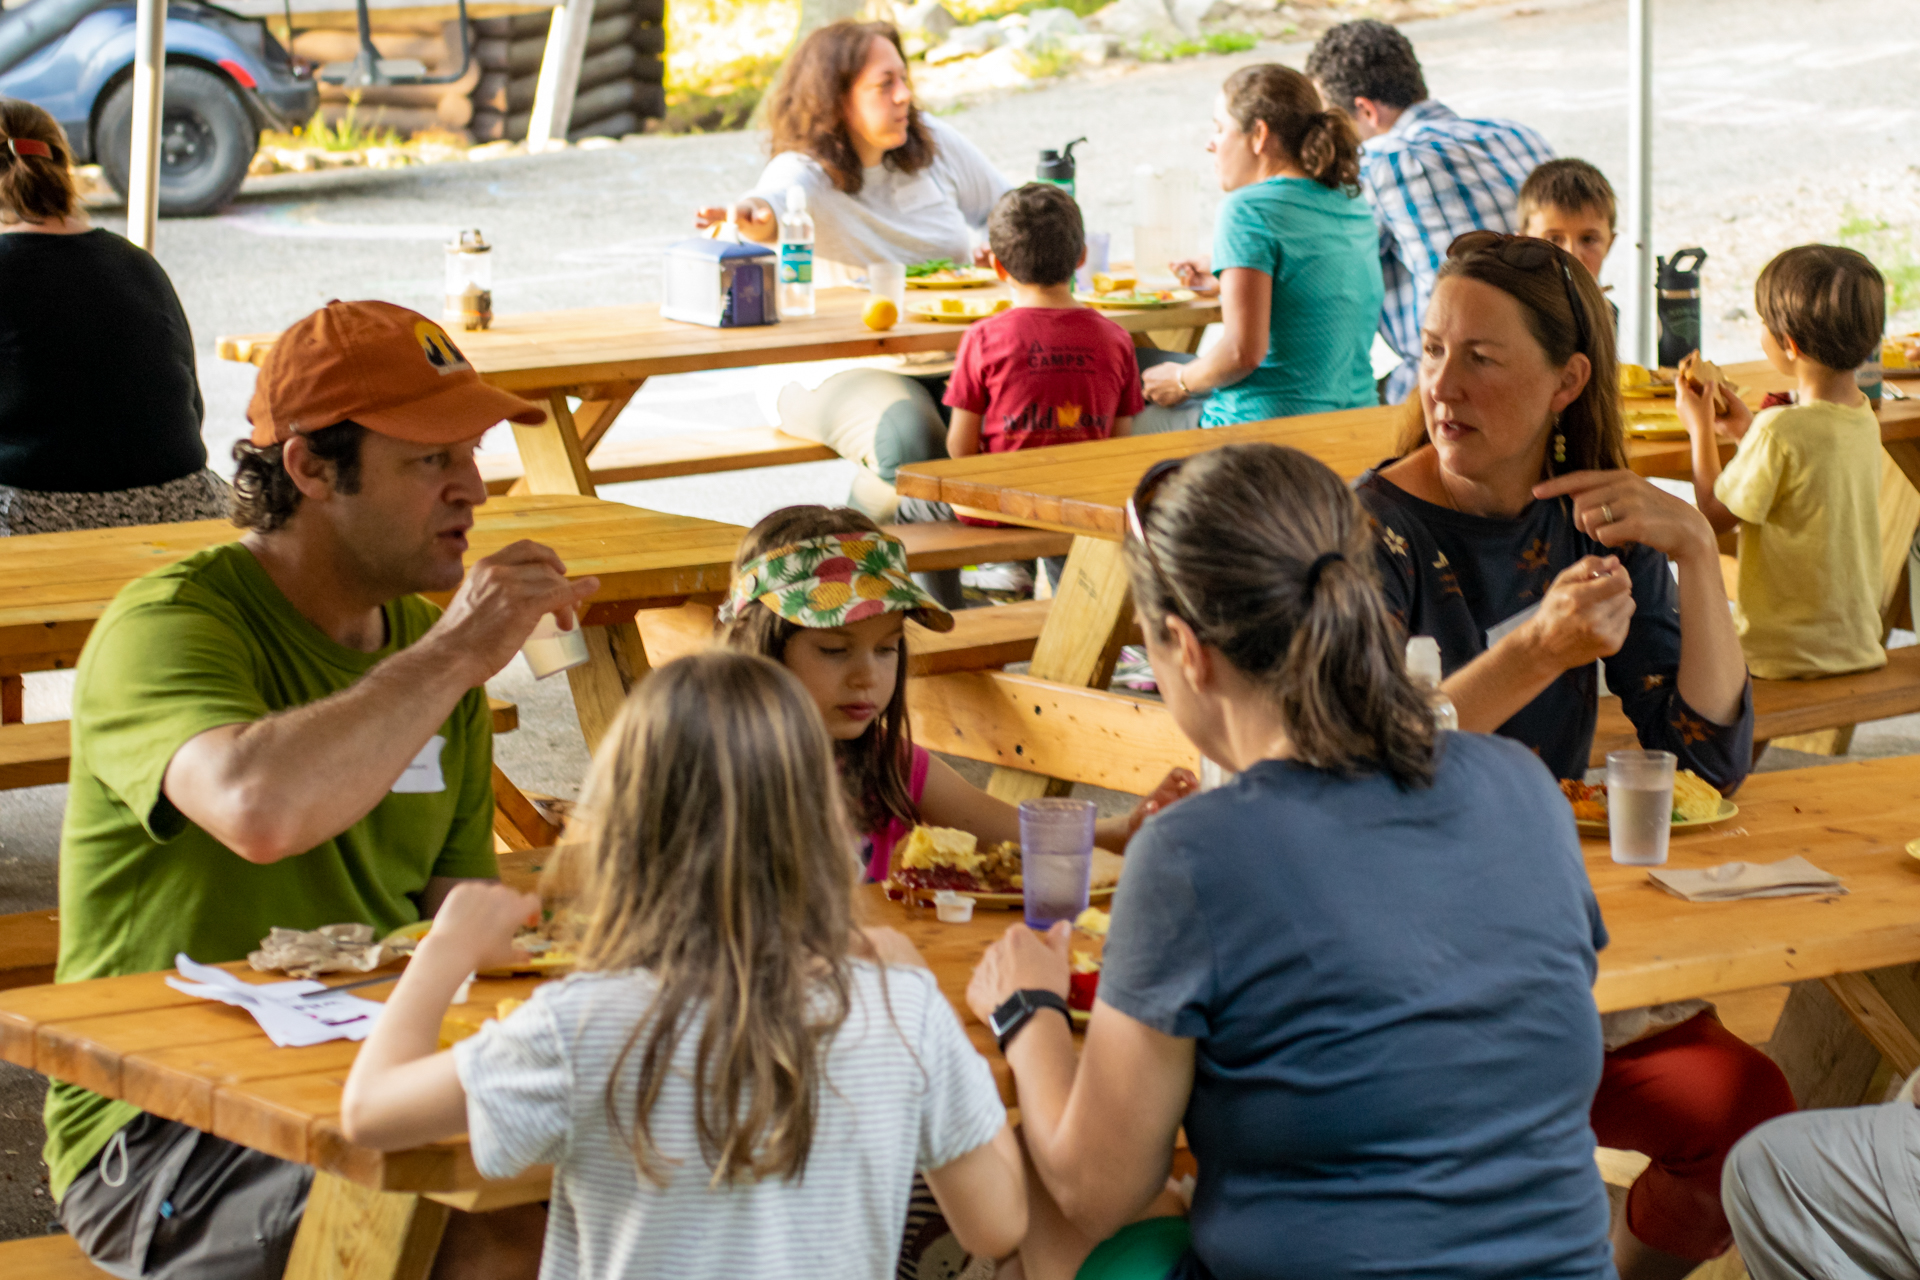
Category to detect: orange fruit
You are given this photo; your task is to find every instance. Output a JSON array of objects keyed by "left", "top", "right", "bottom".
[{"left": 862, "top": 297, "right": 899, "bottom": 331}]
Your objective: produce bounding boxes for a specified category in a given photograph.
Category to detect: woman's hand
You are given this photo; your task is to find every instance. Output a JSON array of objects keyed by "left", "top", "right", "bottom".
[
  {"left": 966, "top": 921, "right": 1071, "bottom": 1023},
  {"left": 1170, "top": 257, "right": 1217, "bottom": 295},
  {"left": 1522, "top": 555, "right": 1637, "bottom": 670},
  {"left": 417, "top": 882, "right": 541, "bottom": 974},
  {"left": 1676, "top": 371, "right": 1754, "bottom": 443},
  {"left": 1124, "top": 768, "right": 1197, "bottom": 841},
  {"left": 1534, "top": 469, "right": 1718, "bottom": 564},
  {"left": 1142, "top": 361, "right": 1191, "bottom": 407},
  {"left": 692, "top": 198, "right": 776, "bottom": 242}
]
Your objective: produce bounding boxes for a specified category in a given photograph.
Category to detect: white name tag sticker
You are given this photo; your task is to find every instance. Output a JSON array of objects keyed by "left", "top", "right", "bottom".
[{"left": 392, "top": 735, "right": 447, "bottom": 794}]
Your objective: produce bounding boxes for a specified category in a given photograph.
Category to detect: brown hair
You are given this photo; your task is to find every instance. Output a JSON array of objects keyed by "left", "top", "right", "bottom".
[
  {"left": 1518, "top": 158, "right": 1617, "bottom": 230},
  {"left": 717, "top": 505, "right": 917, "bottom": 838},
  {"left": 0, "top": 99, "right": 79, "bottom": 224},
  {"left": 1222, "top": 64, "right": 1361, "bottom": 192},
  {"left": 765, "top": 22, "right": 934, "bottom": 196},
  {"left": 1396, "top": 235, "right": 1626, "bottom": 477},
  {"left": 563, "top": 651, "right": 860, "bottom": 1185},
  {"left": 228, "top": 423, "right": 368, "bottom": 532},
  {"left": 1755, "top": 244, "right": 1885, "bottom": 373},
  {"left": 1127, "top": 444, "right": 1437, "bottom": 787},
  {"left": 988, "top": 183, "right": 1084, "bottom": 287}
]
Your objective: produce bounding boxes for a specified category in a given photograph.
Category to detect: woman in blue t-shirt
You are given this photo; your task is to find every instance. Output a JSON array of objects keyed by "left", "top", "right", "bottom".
[
  {"left": 967, "top": 443, "right": 1614, "bottom": 1280},
  {"left": 1135, "top": 65, "right": 1385, "bottom": 433}
]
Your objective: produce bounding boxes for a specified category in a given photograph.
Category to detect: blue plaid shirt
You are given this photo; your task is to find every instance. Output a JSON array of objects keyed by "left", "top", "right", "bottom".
[{"left": 1360, "top": 100, "right": 1554, "bottom": 401}]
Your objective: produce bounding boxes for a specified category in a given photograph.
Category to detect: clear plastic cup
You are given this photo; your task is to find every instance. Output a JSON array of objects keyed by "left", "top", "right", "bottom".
[
  {"left": 867, "top": 261, "right": 907, "bottom": 311},
  {"left": 521, "top": 613, "right": 590, "bottom": 680},
  {"left": 1075, "top": 230, "right": 1112, "bottom": 291},
  {"left": 1020, "top": 798, "right": 1096, "bottom": 930},
  {"left": 1607, "top": 750, "right": 1676, "bottom": 866}
]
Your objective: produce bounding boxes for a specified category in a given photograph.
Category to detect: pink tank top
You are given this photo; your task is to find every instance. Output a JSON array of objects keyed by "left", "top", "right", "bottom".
[{"left": 864, "top": 745, "right": 930, "bottom": 882}]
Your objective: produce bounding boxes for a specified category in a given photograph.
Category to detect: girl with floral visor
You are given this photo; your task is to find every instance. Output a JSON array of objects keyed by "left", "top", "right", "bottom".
[{"left": 719, "top": 506, "right": 1196, "bottom": 882}]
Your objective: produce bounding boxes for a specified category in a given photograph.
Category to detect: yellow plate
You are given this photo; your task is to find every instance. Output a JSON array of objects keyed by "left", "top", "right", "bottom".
[
  {"left": 1074, "top": 289, "right": 1196, "bottom": 310},
  {"left": 1624, "top": 407, "right": 1687, "bottom": 439},
  {"left": 905, "top": 269, "right": 998, "bottom": 289},
  {"left": 1904, "top": 838, "right": 1920, "bottom": 860},
  {"left": 907, "top": 303, "right": 1006, "bottom": 324},
  {"left": 955, "top": 884, "right": 1119, "bottom": 910},
  {"left": 1576, "top": 799, "right": 1739, "bottom": 836},
  {"left": 478, "top": 953, "right": 575, "bottom": 977}
]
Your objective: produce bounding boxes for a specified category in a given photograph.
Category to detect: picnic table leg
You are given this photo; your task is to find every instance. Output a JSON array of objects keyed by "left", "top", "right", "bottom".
[
  {"left": 284, "top": 1170, "right": 450, "bottom": 1280},
  {"left": 491, "top": 762, "right": 562, "bottom": 850},
  {"left": 1137, "top": 325, "right": 1208, "bottom": 356},
  {"left": 565, "top": 619, "right": 652, "bottom": 755},
  {"left": 984, "top": 535, "right": 1134, "bottom": 804},
  {"left": 509, "top": 391, "right": 598, "bottom": 497},
  {"left": 0, "top": 675, "right": 18, "bottom": 724},
  {"left": 1822, "top": 964, "right": 1920, "bottom": 1082},
  {"left": 506, "top": 380, "right": 643, "bottom": 497}
]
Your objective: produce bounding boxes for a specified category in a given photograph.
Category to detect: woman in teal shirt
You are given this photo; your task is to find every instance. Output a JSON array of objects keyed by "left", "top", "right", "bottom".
[{"left": 1138, "top": 64, "right": 1384, "bottom": 429}]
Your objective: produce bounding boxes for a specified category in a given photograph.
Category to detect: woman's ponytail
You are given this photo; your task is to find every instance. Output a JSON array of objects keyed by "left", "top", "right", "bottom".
[
  {"left": 0, "top": 99, "right": 78, "bottom": 225},
  {"left": 1222, "top": 66, "right": 1363, "bottom": 194},
  {"left": 1124, "top": 444, "right": 1436, "bottom": 788}
]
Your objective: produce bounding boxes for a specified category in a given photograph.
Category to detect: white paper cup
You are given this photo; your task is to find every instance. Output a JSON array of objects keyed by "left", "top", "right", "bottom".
[
  {"left": 521, "top": 614, "right": 590, "bottom": 680},
  {"left": 868, "top": 261, "right": 907, "bottom": 311}
]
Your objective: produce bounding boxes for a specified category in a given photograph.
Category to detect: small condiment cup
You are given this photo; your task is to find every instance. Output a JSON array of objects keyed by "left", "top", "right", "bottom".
[
  {"left": 521, "top": 613, "right": 590, "bottom": 680},
  {"left": 933, "top": 890, "right": 974, "bottom": 924}
]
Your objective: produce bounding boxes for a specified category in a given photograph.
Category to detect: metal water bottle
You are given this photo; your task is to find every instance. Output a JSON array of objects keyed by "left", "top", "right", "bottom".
[
  {"left": 1036, "top": 138, "right": 1086, "bottom": 197},
  {"left": 1656, "top": 247, "right": 1707, "bottom": 368}
]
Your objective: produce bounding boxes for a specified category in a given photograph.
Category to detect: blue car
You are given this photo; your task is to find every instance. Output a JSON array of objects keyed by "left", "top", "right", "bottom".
[{"left": 0, "top": 0, "right": 317, "bottom": 216}]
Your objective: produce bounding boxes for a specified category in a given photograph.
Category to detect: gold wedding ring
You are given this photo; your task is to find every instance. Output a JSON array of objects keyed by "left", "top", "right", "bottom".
[{"left": 1600, "top": 503, "right": 1617, "bottom": 525}]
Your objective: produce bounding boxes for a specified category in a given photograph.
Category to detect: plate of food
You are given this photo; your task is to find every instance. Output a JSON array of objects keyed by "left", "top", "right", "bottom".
[
  {"left": 908, "top": 296, "right": 1012, "bottom": 324},
  {"left": 1883, "top": 333, "right": 1920, "bottom": 372},
  {"left": 885, "top": 825, "right": 1123, "bottom": 908},
  {"left": 382, "top": 919, "right": 577, "bottom": 976},
  {"left": 1619, "top": 364, "right": 1676, "bottom": 399},
  {"left": 904, "top": 261, "right": 998, "bottom": 289},
  {"left": 1560, "top": 770, "right": 1738, "bottom": 835},
  {"left": 1623, "top": 405, "right": 1688, "bottom": 439},
  {"left": 1075, "top": 288, "right": 1198, "bottom": 310}
]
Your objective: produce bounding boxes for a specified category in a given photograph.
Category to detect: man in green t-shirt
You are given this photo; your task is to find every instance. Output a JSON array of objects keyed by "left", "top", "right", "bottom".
[{"left": 50, "top": 300, "right": 596, "bottom": 1280}]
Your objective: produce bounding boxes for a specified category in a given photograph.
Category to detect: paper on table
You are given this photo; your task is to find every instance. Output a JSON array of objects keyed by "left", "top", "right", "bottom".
[
  {"left": 1647, "top": 856, "right": 1846, "bottom": 903},
  {"left": 166, "top": 954, "right": 384, "bottom": 1047}
]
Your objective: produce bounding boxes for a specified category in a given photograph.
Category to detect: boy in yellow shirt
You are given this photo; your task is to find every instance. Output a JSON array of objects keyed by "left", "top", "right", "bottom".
[{"left": 1680, "top": 244, "right": 1886, "bottom": 679}]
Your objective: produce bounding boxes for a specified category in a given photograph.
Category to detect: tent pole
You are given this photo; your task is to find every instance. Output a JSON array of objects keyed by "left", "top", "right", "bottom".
[
  {"left": 125, "top": 0, "right": 165, "bottom": 250},
  {"left": 1623, "top": 0, "right": 1653, "bottom": 366}
]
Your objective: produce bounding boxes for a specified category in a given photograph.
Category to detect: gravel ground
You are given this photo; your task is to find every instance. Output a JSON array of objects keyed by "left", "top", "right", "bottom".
[{"left": 2, "top": 0, "right": 1918, "bottom": 1241}]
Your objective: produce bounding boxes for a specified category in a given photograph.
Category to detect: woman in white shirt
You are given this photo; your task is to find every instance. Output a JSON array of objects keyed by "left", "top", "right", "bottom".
[{"left": 695, "top": 23, "right": 1012, "bottom": 547}]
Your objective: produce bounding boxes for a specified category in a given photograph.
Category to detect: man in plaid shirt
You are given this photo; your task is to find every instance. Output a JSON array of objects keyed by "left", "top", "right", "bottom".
[{"left": 1307, "top": 21, "right": 1554, "bottom": 403}]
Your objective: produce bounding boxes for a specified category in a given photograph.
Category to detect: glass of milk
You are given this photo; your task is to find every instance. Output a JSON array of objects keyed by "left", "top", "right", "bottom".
[
  {"left": 1606, "top": 750, "right": 1676, "bottom": 866},
  {"left": 521, "top": 613, "right": 590, "bottom": 680}
]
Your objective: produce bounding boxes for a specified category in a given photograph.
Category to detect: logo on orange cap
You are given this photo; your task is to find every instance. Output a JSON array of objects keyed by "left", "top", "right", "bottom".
[{"left": 247, "top": 300, "right": 546, "bottom": 447}]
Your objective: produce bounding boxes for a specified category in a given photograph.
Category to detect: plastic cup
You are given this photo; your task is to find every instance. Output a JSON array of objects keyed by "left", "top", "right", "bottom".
[
  {"left": 1020, "top": 798, "right": 1096, "bottom": 930},
  {"left": 1075, "top": 230, "right": 1112, "bottom": 291},
  {"left": 867, "top": 261, "right": 906, "bottom": 312},
  {"left": 521, "top": 613, "right": 590, "bottom": 680},
  {"left": 1607, "top": 750, "right": 1676, "bottom": 866}
]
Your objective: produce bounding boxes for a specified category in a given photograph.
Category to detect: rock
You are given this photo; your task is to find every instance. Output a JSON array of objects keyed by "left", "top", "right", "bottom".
[
  {"left": 924, "top": 20, "right": 1004, "bottom": 62},
  {"left": 468, "top": 140, "right": 522, "bottom": 161},
  {"left": 576, "top": 135, "right": 621, "bottom": 150},
  {"left": 1064, "top": 31, "right": 1119, "bottom": 61},
  {"left": 247, "top": 150, "right": 279, "bottom": 177},
  {"left": 1085, "top": 0, "right": 1183, "bottom": 44},
  {"left": 896, "top": 0, "right": 958, "bottom": 41},
  {"left": 1169, "top": 0, "right": 1234, "bottom": 34},
  {"left": 1026, "top": 7, "right": 1086, "bottom": 40},
  {"left": 364, "top": 146, "right": 414, "bottom": 168}
]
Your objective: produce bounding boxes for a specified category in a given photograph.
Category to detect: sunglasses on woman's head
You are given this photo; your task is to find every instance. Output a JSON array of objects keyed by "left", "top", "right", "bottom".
[
  {"left": 1446, "top": 230, "right": 1591, "bottom": 355},
  {"left": 1125, "top": 457, "right": 1198, "bottom": 622}
]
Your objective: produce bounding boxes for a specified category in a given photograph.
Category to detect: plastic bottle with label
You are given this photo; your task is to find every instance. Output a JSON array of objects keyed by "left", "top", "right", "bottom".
[
  {"left": 1406, "top": 636, "right": 1458, "bottom": 731},
  {"left": 777, "top": 185, "right": 815, "bottom": 318}
]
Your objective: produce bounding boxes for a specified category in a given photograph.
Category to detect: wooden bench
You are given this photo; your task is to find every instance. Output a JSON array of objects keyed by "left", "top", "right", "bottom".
[
  {"left": 0, "top": 1232, "right": 110, "bottom": 1277},
  {"left": 0, "top": 699, "right": 523, "bottom": 793},
  {"left": 1589, "top": 644, "right": 1920, "bottom": 766},
  {"left": 476, "top": 429, "right": 839, "bottom": 494}
]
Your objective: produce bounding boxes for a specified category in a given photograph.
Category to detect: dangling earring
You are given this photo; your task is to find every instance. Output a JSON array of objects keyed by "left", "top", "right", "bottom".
[{"left": 1552, "top": 412, "right": 1567, "bottom": 466}]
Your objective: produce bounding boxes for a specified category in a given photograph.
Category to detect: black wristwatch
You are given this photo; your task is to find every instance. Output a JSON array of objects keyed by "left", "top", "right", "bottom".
[{"left": 988, "top": 989, "right": 1072, "bottom": 1052}]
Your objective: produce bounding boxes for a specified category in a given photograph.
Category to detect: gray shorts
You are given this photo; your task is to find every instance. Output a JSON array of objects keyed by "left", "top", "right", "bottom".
[{"left": 58, "top": 1113, "right": 311, "bottom": 1280}]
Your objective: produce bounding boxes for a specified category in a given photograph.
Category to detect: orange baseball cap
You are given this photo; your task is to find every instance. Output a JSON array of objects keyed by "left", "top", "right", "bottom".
[{"left": 247, "top": 300, "right": 548, "bottom": 446}]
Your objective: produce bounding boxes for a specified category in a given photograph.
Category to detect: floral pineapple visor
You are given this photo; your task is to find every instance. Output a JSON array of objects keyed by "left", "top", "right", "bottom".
[{"left": 719, "top": 531, "right": 955, "bottom": 633}]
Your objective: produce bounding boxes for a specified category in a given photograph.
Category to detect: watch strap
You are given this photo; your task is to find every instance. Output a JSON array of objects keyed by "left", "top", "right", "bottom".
[{"left": 992, "top": 989, "right": 1072, "bottom": 1052}]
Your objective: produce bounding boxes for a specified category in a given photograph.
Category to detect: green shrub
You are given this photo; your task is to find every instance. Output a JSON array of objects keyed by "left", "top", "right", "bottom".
[
  {"left": 1132, "top": 30, "right": 1258, "bottom": 61},
  {"left": 662, "top": 52, "right": 782, "bottom": 133},
  {"left": 1838, "top": 206, "right": 1920, "bottom": 317},
  {"left": 289, "top": 94, "right": 402, "bottom": 151}
]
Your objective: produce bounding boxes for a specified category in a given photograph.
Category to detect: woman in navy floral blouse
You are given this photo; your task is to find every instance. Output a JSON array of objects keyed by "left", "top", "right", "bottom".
[{"left": 1355, "top": 231, "right": 1791, "bottom": 1280}]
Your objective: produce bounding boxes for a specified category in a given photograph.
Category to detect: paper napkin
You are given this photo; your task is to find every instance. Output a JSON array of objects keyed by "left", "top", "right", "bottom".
[
  {"left": 1647, "top": 857, "right": 1845, "bottom": 903},
  {"left": 166, "top": 953, "right": 384, "bottom": 1047}
]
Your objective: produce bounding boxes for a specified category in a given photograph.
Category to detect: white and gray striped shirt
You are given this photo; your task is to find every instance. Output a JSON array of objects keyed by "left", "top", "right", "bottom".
[{"left": 453, "top": 961, "right": 1006, "bottom": 1279}]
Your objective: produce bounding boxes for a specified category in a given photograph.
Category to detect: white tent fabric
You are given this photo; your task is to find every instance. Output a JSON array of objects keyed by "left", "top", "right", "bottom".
[{"left": 1621, "top": 0, "right": 1653, "bottom": 366}]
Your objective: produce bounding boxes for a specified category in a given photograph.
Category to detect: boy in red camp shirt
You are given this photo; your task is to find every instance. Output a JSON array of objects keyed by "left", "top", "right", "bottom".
[{"left": 896, "top": 183, "right": 1142, "bottom": 599}]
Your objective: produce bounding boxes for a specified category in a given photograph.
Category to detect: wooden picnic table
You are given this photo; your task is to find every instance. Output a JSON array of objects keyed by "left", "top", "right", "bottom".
[
  {"left": 0, "top": 495, "right": 745, "bottom": 753},
  {"left": 893, "top": 363, "right": 1920, "bottom": 801},
  {"left": 215, "top": 287, "right": 1224, "bottom": 500},
  {"left": 7, "top": 757, "right": 1920, "bottom": 1278}
]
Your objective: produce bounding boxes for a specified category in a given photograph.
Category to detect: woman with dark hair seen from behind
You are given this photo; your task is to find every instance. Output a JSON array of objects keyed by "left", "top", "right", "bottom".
[
  {"left": 968, "top": 442, "right": 1615, "bottom": 1279},
  {"left": 692, "top": 23, "right": 1011, "bottom": 523},
  {"left": 1136, "top": 64, "right": 1384, "bottom": 433},
  {"left": 0, "top": 99, "right": 229, "bottom": 536},
  {"left": 1354, "top": 231, "right": 1795, "bottom": 1279}
]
